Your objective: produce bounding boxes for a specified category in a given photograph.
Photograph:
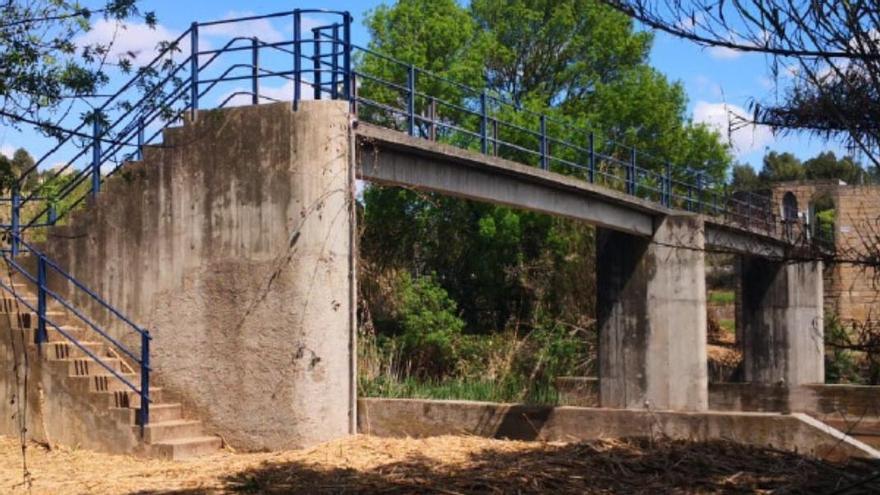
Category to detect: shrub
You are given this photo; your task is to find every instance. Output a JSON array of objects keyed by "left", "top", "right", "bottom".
[{"left": 394, "top": 273, "right": 465, "bottom": 377}]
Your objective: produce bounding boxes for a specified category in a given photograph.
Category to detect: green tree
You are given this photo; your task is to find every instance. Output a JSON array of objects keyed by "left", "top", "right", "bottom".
[
  {"left": 803, "top": 151, "right": 864, "bottom": 184},
  {"left": 759, "top": 151, "right": 804, "bottom": 183},
  {"left": 730, "top": 163, "right": 760, "bottom": 190},
  {"left": 0, "top": 1, "right": 154, "bottom": 126},
  {"left": 358, "top": 0, "right": 730, "bottom": 346}
]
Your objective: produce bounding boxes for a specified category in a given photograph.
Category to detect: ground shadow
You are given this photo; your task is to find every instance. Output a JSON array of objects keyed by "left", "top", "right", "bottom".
[{"left": 134, "top": 437, "right": 880, "bottom": 494}]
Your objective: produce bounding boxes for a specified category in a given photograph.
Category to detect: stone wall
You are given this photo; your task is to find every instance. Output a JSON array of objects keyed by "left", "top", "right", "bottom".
[
  {"left": 770, "top": 181, "right": 880, "bottom": 325},
  {"left": 26, "top": 101, "right": 356, "bottom": 451}
]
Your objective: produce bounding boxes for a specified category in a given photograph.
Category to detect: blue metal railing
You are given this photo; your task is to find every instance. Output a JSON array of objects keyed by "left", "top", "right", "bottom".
[
  {"left": 0, "top": 233, "right": 151, "bottom": 436},
  {"left": 0, "top": 7, "right": 823, "bottom": 435}
]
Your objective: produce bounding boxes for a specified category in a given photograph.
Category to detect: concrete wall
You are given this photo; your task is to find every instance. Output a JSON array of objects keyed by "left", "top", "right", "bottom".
[
  {"left": 358, "top": 398, "right": 879, "bottom": 460},
  {"left": 597, "top": 216, "right": 708, "bottom": 411},
  {"left": 740, "top": 258, "right": 824, "bottom": 385},
  {"left": 30, "top": 101, "right": 355, "bottom": 451},
  {"left": 709, "top": 383, "right": 880, "bottom": 417}
]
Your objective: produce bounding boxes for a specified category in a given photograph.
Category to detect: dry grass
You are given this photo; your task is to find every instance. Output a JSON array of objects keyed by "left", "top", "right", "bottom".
[{"left": 0, "top": 434, "right": 878, "bottom": 494}]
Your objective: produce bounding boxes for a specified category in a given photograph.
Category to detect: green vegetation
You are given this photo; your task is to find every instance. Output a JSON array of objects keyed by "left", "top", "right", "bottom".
[
  {"left": 732, "top": 150, "right": 869, "bottom": 190},
  {"left": 824, "top": 314, "right": 863, "bottom": 384},
  {"left": 357, "top": 0, "right": 733, "bottom": 403},
  {"left": 708, "top": 290, "right": 735, "bottom": 305}
]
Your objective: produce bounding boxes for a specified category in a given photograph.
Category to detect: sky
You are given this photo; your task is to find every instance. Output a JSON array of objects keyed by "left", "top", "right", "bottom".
[{"left": 0, "top": 0, "right": 848, "bottom": 172}]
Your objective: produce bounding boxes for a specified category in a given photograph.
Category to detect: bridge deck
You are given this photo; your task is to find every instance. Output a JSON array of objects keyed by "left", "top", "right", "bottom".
[{"left": 355, "top": 122, "right": 790, "bottom": 257}]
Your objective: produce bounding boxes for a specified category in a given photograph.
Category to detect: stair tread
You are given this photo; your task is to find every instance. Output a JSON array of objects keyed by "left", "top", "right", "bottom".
[
  {"left": 152, "top": 435, "right": 221, "bottom": 446},
  {"left": 146, "top": 419, "right": 202, "bottom": 428}
]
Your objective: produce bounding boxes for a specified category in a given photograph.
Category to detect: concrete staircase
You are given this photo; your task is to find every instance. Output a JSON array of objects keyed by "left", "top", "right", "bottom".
[{"left": 0, "top": 275, "right": 222, "bottom": 460}]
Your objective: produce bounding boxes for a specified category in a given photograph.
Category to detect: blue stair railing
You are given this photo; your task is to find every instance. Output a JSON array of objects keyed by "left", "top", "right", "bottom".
[
  {"left": 0, "top": 233, "right": 151, "bottom": 436},
  {"left": 0, "top": 7, "right": 822, "bottom": 437}
]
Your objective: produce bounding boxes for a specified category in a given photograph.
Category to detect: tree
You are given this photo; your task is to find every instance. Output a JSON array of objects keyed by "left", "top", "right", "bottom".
[
  {"left": 598, "top": 1, "right": 880, "bottom": 167},
  {"left": 803, "top": 152, "right": 864, "bottom": 185},
  {"left": 730, "top": 163, "right": 760, "bottom": 191},
  {"left": 759, "top": 151, "right": 804, "bottom": 183},
  {"left": 0, "top": 1, "right": 155, "bottom": 128},
  {"left": 358, "top": 0, "right": 731, "bottom": 340}
]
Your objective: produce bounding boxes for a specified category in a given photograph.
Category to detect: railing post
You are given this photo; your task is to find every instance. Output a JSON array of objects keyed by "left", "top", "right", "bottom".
[
  {"left": 492, "top": 118, "right": 498, "bottom": 156},
  {"left": 664, "top": 161, "right": 672, "bottom": 207},
  {"left": 480, "top": 90, "right": 488, "bottom": 154},
  {"left": 251, "top": 37, "right": 260, "bottom": 105},
  {"left": 313, "top": 28, "right": 322, "bottom": 100},
  {"left": 47, "top": 202, "right": 57, "bottom": 226},
  {"left": 36, "top": 256, "right": 47, "bottom": 345},
  {"left": 10, "top": 186, "right": 20, "bottom": 257},
  {"left": 139, "top": 330, "right": 151, "bottom": 438},
  {"left": 428, "top": 97, "right": 437, "bottom": 141},
  {"left": 190, "top": 22, "right": 199, "bottom": 120},
  {"left": 695, "top": 172, "right": 703, "bottom": 213},
  {"left": 293, "top": 10, "right": 302, "bottom": 110},
  {"left": 540, "top": 115, "right": 548, "bottom": 170},
  {"left": 136, "top": 115, "right": 144, "bottom": 161},
  {"left": 407, "top": 65, "right": 416, "bottom": 136},
  {"left": 342, "top": 12, "right": 352, "bottom": 103},
  {"left": 91, "top": 118, "right": 101, "bottom": 197},
  {"left": 331, "top": 24, "right": 339, "bottom": 100},
  {"left": 588, "top": 132, "right": 595, "bottom": 183},
  {"left": 627, "top": 148, "right": 636, "bottom": 195}
]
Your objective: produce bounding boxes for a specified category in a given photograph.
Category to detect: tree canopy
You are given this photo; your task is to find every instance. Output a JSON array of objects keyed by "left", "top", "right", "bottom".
[
  {"left": 0, "top": 1, "right": 155, "bottom": 128},
  {"left": 358, "top": 0, "right": 733, "bottom": 337},
  {"left": 599, "top": 1, "right": 880, "bottom": 167}
]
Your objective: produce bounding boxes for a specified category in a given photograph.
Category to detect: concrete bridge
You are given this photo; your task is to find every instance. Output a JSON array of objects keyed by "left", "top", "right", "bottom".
[
  {"left": 356, "top": 117, "right": 824, "bottom": 412},
  {"left": 0, "top": 9, "right": 846, "bottom": 459}
]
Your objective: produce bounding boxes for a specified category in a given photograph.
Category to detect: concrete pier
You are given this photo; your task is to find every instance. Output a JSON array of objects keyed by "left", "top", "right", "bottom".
[
  {"left": 740, "top": 258, "right": 825, "bottom": 385},
  {"left": 597, "top": 216, "right": 708, "bottom": 411}
]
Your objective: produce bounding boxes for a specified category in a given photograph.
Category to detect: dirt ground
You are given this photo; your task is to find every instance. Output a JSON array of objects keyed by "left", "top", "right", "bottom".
[{"left": 0, "top": 434, "right": 878, "bottom": 494}]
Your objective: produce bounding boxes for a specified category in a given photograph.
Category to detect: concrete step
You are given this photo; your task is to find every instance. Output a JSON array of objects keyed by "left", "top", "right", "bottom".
[
  {"left": 14, "top": 325, "right": 89, "bottom": 341},
  {"left": 91, "top": 388, "right": 164, "bottom": 410},
  {"left": 138, "top": 419, "right": 204, "bottom": 443},
  {"left": 111, "top": 403, "right": 184, "bottom": 426},
  {"left": 65, "top": 357, "right": 124, "bottom": 376},
  {"left": 47, "top": 340, "right": 108, "bottom": 360},
  {"left": 69, "top": 372, "right": 139, "bottom": 393},
  {"left": 138, "top": 403, "right": 183, "bottom": 424},
  {"left": 150, "top": 436, "right": 222, "bottom": 460}
]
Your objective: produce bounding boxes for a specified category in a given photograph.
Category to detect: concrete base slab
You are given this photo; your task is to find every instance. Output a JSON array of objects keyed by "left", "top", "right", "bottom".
[{"left": 358, "top": 398, "right": 880, "bottom": 461}]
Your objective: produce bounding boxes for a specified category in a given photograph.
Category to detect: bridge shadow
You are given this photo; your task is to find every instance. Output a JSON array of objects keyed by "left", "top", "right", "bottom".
[{"left": 134, "top": 438, "right": 880, "bottom": 494}]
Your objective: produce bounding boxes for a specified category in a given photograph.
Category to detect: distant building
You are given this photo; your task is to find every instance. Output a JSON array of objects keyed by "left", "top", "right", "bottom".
[{"left": 770, "top": 180, "right": 880, "bottom": 325}]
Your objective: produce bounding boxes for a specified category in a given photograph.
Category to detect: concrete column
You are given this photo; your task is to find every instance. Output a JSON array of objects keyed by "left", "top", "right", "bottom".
[
  {"left": 740, "top": 257, "right": 824, "bottom": 385},
  {"left": 597, "top": 215, "right": 708, "bottom": 411}
]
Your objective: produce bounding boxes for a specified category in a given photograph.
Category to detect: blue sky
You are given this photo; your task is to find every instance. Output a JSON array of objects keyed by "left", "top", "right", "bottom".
[{"left": 0, "top": 0, "right": 847, "bottom": 171}]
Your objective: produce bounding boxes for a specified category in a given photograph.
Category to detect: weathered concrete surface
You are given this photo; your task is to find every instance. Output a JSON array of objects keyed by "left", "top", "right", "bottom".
[
  {"left": 31, "top": 101, "right": 355, "bottom": 451},
  {"left": 0, "top": 325, "right": 140, "bottom": 455},
  {"left": 740, "top": 258, "right": 824, "bottom": 386},
  {"left": 559, "top": 378, "right": 880, "bottom": 419},
  {"left": 358, "top": 398, "right": 880, "bottom": 460},
  {"left": 356, "top": 122, "right": 796, "bottom": 256},
  {"left": 597, "top": 216, "right": 708, "bottom": 411},
  {"left": 356, "top": 123, "right": 654, "bottom": 236}
]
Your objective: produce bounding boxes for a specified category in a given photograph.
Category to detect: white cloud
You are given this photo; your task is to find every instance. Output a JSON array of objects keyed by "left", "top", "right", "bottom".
[
  {"left": 201, "top": 11, "right": 285, "bottom": 43},
  {"left": 693, "top": 101, "right": 773, "bottom": 156},
  {"left": 707, "top": 46, "right": 742, "bottom": 60},
  {"left": 76, "top": 19, "right": 189, "bottom": 67},
  {"left": 217, "top": 80, "right": 315, "bottom": 108},
  {"left": 0, "top": 145, "right": 14, "bottom": 159}
]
